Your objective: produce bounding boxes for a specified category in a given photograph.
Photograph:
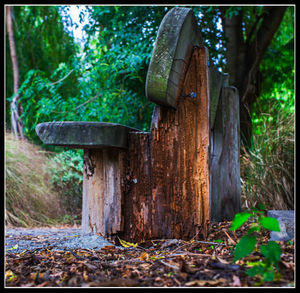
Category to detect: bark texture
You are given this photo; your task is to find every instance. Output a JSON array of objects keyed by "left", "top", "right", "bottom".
[
  {"left": 6, "top": 6, "right": 24, "bottom": 140},
  {"left": 221, "top": 6, "right": 287, "bottom": 148},
  {"left": 121, "top": 47, "right": 210, "bottom": 242}
]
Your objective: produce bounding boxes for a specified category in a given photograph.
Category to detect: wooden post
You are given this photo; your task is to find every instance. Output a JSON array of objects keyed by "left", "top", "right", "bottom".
[
  {"left": 82, "top": 148, "right": 126, "bottom": 236},
  {"left": 119, "top": 46, "right": 211, "bottom": 242},
  {"left": 210, "top": 87, "right": 241, "bottom": 221}
]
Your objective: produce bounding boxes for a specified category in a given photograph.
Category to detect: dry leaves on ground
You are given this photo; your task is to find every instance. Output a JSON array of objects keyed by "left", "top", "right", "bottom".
[{"left": 5, "top": 221, "right": 295, "bottom": 287}]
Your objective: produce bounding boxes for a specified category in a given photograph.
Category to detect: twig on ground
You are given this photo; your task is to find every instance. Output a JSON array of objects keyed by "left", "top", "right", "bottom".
[{"left": 223, "top": 231, "right": 236, "bottom": 245}]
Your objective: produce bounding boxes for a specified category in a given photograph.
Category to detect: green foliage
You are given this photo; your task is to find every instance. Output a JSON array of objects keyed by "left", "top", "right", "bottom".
[
  {"left": 6, "top": 6, "right": 79, "bottom": 113},
  {"left": 230, "top": 204, "right": 282, "bottom": 283},
  {"left": 254, "top": 6, "right": 294, "bottom": 134},
  {"left": 233, "top": 235, "right": 257, "bottom": 262},
  {"left": 230, "top": 212, "right": 252, "bottom": 231},
  {"left": 46, "top": 149, "right": 83, "bottom": 214},
  {"left": 240, "top": 97, "right": 294, "bottom": 210},
  {"left": 241, "top": 9, "right": 294, "bottom": 209},
  {"left": 259, "top": 217, "right": 280, "bottom": 232}
]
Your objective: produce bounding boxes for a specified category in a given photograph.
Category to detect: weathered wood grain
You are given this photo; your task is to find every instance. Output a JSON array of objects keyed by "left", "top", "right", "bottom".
[
  {"left": 210, "top": 86, "right": 241, "bottom": 221},
  {"left": 119, "top": 132, "right": 153, "bottom": 242},
  {"left": 209, "top": 64, "right": 228, "bottom": 129},
  {"left": 146, "top": 7, "right": 203, "bottom": 108},
  {"left": 122, "top": 46, "right": 210, "bottom": 242},
  {"left": 82, "top": 148, "right": 126, "bottom": 236},
  {"left": 35, "top": 122, "right": 139, "bottom": 149}
]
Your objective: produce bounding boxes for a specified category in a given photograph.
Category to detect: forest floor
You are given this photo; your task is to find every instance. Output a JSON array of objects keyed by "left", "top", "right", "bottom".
[{"left": 5, "top": 221, "right": 294, "bottom": 288}]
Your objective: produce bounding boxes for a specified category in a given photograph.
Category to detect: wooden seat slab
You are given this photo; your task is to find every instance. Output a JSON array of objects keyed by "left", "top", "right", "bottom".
[{"left": 35, "top": 121, "right": 140, "bottom": 149}]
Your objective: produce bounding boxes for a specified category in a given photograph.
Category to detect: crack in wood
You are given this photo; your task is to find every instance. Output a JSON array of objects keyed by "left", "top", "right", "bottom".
[{"left": 83, "top": 150, "right": 96, "bottom": 178}]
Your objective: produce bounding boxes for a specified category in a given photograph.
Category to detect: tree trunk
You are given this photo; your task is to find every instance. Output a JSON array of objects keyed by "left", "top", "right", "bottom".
[
  {"left": 221, "top": 6, "right": 287, "bottom": 148},
  {"left": 6, "top": 6, "right": 24, "bottom": 140}
]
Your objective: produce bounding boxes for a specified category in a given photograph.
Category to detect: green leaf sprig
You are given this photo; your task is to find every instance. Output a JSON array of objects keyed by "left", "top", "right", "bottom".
[{"left": 230, "top": 203, "right": 282, "bottom": 283}]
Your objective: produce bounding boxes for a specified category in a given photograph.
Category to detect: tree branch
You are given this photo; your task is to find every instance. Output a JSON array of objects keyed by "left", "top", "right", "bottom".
[
  {"left": 249, "top": 6, "right": 287, "bottom": 73},
  {"left": 242, "top": 6, "right": 287, "bottom": 102},
  {"left": 220, "top": 8, "right": 245, "bottom": 87},
  {"left": 74, "top": 92, "right": 103, "bottom": 110},
  {"left": 47, "top": 69, "right": 74, "bottom": 86},
  {"left": 245, "top": 8, "right": 266, "bottom": 46}
]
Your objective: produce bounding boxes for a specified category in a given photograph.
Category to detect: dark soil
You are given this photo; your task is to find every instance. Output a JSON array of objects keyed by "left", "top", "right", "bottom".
[{"left": 5, "top": 221, "right": 294, "bottom": 287}]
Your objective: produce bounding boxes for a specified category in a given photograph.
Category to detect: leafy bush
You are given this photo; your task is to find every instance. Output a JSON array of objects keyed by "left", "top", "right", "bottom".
[
  {"left": 230, "top": 204, "right": 282, "bottom": 283},
  {"left": 46, "top": 149, "right": 83, "bottom": 215}
]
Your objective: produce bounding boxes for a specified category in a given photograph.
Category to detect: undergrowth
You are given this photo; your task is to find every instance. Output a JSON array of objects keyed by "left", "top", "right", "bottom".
[
  {"left": 46, "top": 149, "right": 83, "bottom": 215},
  {"left": 240, "top": 98, "right": 294, "bottom": 210},
  {"left": 5, "top": 132, "right": 65, "bottom": 227}
]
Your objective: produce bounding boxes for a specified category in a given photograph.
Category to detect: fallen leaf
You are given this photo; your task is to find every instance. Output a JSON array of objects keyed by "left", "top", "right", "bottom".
[
  {"left": 5, "top": 270, "right": 17, "bottom": 282},
  {"left": 140, "top": 252, "right": 149, "bottom": 261},
  {"left": 216, "top": 256, "right": 230, "bottom": 264},
  {"left": 232, "top": 275, "right": 241, "bottom": 287},
  {"left": 186, "top": 278, "right": 227, "bottom": 286},
  {"left": 117, "top": 237, "right": 138, "bottom": 248},
  {"left": 69, "top": 264, "right": 77, "bottom": 273},
  {"left": 37, "top": 281, "right": 49, "bottom": 287},
  {"left": 101, "top": 245, "right": 116, "bottom": 252},
  {"left": 161, "top": 239, "right": 180, "bottom": 249},
  {"left": 84, "top": 263, "right": 98, "bottom": 271},
  {"left": 83, "top": 270, "right": 89, "bottom": 282}
]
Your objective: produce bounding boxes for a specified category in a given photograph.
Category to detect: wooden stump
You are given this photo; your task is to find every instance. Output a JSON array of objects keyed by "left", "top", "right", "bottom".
[
  {"left": 119, "top": 46, "right": 210, "bottom": 242},
  {"left": 36, "top": 7, "right": 241, "bottom": 244},
  {"left": 82, "top": 148, "right": 126, "bottom": 236}
]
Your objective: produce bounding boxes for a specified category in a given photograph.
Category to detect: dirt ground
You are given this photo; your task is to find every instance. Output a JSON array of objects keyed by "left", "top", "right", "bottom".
[{"left": 5, "top": 221, "right": 295, "bottom": 287}]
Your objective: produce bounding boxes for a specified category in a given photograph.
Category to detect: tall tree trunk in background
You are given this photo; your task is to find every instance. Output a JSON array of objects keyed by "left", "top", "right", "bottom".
[
  {"left": 221, "top": 6, "right": 287, "bottom": 149},
  {"left": 6, "top": 6, "right": 24, "bottom": 140}
]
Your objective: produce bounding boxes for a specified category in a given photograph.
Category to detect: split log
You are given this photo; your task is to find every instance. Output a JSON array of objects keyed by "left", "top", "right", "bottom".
[{"left": 210, "top": 86, "right": 241, "bottom": 221}]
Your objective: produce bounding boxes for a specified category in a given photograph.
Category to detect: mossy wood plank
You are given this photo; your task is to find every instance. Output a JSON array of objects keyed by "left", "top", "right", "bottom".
[
  {"left": 35, "top": 122, "right": 139, "bottom": 149},
  {"left": 146, "top": 7, "right": 203, "bottom": 108}
]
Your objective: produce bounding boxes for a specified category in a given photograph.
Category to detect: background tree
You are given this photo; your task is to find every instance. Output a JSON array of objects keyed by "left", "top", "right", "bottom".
[
  {"left": 6, "top": 5, "right": 294, "bottom": 148},
  {"left": 220, "top": 6, "right": 288, "bottom": 148},
  {"left": 5, "top": 6, "right": 79, "bottom": 143},
  {"left": 6, "top": 6, "right": 24, "bottom": 140}
]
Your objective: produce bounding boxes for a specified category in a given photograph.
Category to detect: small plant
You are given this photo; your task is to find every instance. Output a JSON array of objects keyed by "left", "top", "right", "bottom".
[
  {"left": 230, "top": 203, "right": 282, "bottom": 283},
  {"left": 47, "top": 149, "right": 83, "bottom": 213}
]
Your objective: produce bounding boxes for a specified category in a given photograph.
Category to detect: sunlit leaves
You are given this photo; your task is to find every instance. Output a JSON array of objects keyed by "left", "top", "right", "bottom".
[
  {"left": 259, "top": 217, "right": 281, "bottom": 232},
  {"left": 230, "top": 212, "right": 252, "bottom": 231}
]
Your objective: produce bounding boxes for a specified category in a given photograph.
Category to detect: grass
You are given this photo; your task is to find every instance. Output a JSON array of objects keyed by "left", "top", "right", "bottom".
[
  {"left": 240, "top": 102, "right": 294, "bottom": 210},
  {"left": 5, "top": 132, "right": 66, "bottom": 227}
]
